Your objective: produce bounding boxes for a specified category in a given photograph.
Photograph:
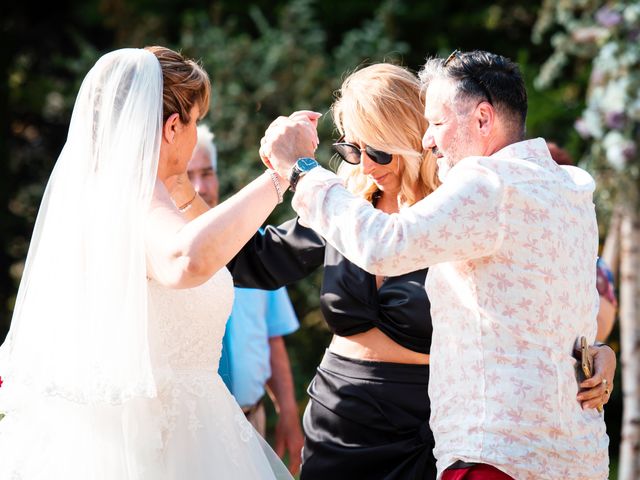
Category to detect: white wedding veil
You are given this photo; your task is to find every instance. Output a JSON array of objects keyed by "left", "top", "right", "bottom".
[{"left": 0, "top": 48, "right": 163, "bottom": 405}]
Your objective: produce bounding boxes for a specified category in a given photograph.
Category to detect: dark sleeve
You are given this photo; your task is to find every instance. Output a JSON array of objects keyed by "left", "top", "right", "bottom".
[{"left": 227, "top": 217, "right": 326, "bottom": 290}]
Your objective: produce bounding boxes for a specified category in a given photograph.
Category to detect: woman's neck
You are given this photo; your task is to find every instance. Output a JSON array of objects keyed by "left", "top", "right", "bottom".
[{"left": 374, "top": 189, "right": 400, "bottom": 214}]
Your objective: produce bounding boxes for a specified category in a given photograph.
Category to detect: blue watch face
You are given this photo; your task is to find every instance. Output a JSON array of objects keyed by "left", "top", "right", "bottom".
[{"left": 297, "top": 157, "right": 319, "bottom": 172}]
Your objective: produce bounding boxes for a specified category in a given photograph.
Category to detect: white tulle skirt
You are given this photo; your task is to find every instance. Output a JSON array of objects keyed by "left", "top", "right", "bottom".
[{"left": 0, "top": 372, "right": 293, "bottom": 480}]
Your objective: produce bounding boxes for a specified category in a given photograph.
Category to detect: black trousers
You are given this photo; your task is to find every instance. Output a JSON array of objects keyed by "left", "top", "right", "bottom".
[{"left": 300, "top": 350, "right": 436, "bottom": 480}]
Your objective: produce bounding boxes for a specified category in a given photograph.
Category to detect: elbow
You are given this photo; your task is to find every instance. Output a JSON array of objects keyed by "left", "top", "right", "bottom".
[
  {"left": 176, "top": 254, "right": 215, "bottom": 288},
  {"left": 184, "top": 254, "right": 207, "bottom": 277}
]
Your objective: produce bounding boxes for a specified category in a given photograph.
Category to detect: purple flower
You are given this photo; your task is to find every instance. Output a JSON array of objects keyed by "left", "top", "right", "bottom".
[
  {"left": 623, "top": 142, "right": 637, "bottom": 161},
  {"left": 596, "top": 7, "right": 623, "bottom": 28},
  {"left": 605, "top": 111, "right": 626, "bottom": 130}
]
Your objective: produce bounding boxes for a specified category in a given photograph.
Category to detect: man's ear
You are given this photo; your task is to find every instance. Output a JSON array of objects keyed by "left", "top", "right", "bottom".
[
  {"left": 475, "top": 101, "right": 495, "bottom": 137},
  {"left": 163, "top": 113, "right": 180, "bottom": 143}
]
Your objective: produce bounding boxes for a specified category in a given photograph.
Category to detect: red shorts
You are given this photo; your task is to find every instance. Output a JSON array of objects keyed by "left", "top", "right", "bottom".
[{"left": 441, "top": 463, "right": 515, "bottom": 480}]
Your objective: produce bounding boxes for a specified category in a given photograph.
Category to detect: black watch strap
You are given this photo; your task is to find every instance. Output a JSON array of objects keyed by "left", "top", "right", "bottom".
[
  {"left": 289, "top": 157, "right": 318, "bottom": 192},
  {"left": 289, "top": 165, "right": 303, "bottom": 192}
]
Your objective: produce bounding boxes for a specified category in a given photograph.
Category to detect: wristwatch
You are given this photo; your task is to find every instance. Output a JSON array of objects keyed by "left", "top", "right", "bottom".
[{"left": 288, "top": 157, "right": 319, "bottom": 192}]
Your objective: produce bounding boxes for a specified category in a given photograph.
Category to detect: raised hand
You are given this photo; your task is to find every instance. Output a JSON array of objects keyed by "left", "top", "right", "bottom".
[{"left": 259, "top": 110, "right": 321, "bottom": 179}]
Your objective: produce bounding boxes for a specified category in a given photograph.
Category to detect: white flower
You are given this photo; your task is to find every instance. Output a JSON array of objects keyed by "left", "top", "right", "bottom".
[
  {"left": 628, "top": 98, "right": 640, "bottom": 120},
  {"left": 600, "top": 42, "right": 618, "bottom": 61},
  {"left": 580, "top": 108, "right": 604, "bottom": 139},
  {"left": 589, "top": 85, "right": 606, "bottom": 109},
  {"left": 603, "top": 130, "right": 635, "bottom": 170},
  {"left": 599, "top": 78, "right": 629, "bottom": 113},
  {"left": 594, "top": 42, "right": 620, "bottom": 75},
  {"left": 624, "top": 4, "right": 640, "bottom": 24}
]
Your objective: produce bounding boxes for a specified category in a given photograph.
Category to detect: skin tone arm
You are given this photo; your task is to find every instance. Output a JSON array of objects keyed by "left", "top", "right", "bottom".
[
  {"left": 265, "top": 336, "right": 304, "bottom": 475},
  {"left": 146, "top": 111, "right": 317, "bottom": 289},
  {"left": 146, "top": 172, "right": 283, "bottom": 289},
  {"left": 596, "top": 296, "right": 616, "bottom": 342}
]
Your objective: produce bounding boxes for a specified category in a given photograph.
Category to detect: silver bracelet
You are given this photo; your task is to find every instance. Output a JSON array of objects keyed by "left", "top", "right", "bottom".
[{"left": 266, "top": 169, "right": 284, "bottom": 204}]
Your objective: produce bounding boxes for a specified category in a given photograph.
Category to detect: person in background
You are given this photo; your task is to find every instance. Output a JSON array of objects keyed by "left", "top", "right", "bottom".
[
  {"left": 188, "top": 124, "right": 304, "bottom": 475},
  {"left": 595, "top": 257, "right": 617, "bottom": 340},
  {"left": 547, "top": 141, "right": 618, "bottom": 342}
]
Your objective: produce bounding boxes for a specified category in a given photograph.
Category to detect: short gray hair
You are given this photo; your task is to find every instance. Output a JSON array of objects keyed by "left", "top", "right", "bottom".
[{"left": 196, "top": 124, "right": 218, "bottom": 171}]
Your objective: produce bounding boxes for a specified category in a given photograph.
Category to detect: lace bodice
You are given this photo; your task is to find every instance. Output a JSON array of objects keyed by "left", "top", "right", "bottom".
[{"left": 147, "top": 268, "right": 234, "bottom": 373}]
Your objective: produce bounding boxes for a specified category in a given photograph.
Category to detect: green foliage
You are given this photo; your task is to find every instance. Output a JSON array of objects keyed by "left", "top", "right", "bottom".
[{"left": 180, "top": 0, "right": 408, "bottom": 198}]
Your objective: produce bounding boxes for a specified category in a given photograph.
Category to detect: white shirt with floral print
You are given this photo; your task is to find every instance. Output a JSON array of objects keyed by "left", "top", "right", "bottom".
[{"left": 291, "top": 138, "right": 608, "bottom": 480}]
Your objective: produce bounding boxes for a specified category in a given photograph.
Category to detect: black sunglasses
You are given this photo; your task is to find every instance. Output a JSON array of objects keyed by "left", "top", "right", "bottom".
[
  {"left": 332, "top": 139, "right": 393, "bottom": 165},
  {"left": 443, "top": 49, "right": 494, "bottom": 105}
]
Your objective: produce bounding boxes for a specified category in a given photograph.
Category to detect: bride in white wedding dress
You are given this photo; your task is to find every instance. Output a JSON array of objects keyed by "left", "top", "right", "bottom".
[{"left": 0, "top": 46, "right": 316, "bottom": 479}]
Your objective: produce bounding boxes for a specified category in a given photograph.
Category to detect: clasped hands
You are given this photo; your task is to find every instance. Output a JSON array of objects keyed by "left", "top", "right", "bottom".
[{"left": 259, "top": 110, "right": 322, "bottom": 186}]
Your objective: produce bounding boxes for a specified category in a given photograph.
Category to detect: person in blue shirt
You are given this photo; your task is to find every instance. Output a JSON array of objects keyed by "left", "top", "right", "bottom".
[{"left": 188, "top": 124, "right": 304, "bottom": 475}]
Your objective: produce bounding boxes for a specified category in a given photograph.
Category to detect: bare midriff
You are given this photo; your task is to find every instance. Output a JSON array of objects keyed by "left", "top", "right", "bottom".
[{"left": 329, "top": 327, "right": 430, "bottom": 365}]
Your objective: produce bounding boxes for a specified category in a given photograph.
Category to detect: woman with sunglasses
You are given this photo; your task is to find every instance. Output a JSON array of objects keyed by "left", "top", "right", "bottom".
[{"left": 228, "top": 63, "right": 440, "bottom": 479}]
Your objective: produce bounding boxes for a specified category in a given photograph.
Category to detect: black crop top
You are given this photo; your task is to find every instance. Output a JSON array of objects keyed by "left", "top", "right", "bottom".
[{"left": 227, "top": 218, "right": 433, "bottom": 354}]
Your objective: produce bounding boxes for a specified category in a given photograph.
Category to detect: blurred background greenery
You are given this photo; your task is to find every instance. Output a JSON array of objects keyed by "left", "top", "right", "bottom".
[{"left": 0, "top": 0, "right": 623, "bottom": 474}]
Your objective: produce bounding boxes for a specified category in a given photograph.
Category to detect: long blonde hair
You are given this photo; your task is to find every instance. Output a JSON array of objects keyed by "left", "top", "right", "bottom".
[{"left": 332, "top": 63, "right": 439, "bottom": 206}]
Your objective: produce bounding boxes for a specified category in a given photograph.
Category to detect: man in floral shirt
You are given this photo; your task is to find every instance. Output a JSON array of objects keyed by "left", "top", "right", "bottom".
[{"left": 260, "top": 50, "right": 613, "bottom": 479}]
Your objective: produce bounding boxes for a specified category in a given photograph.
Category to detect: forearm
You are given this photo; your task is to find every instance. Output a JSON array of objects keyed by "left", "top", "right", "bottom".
[
  {"left": 147, "top": 171, "right": 281, "bottom": 288},
  {"left": 176, "top": 172, "right": 280, "bottom": 282},
  {"left": 596, "top": 297, "right": 616, "bottom": 342},
  {"left": 265, "top": 336, "right": 298, "bottom": 414}
]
